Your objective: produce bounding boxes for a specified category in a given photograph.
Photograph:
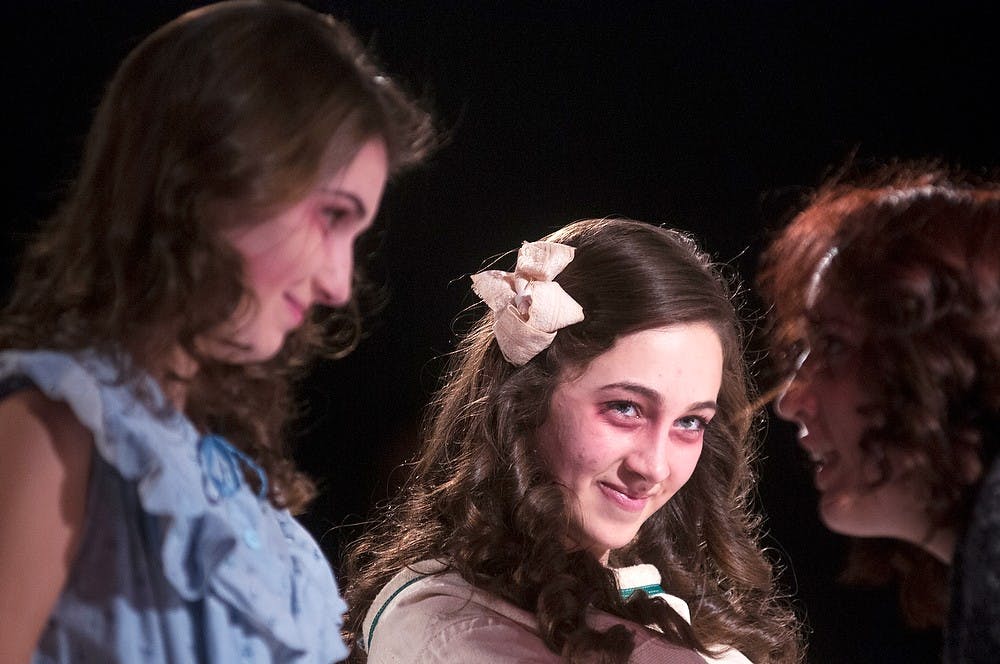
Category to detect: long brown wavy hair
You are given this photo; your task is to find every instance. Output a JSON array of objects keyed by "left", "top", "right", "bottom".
[
  {"left": 344, "top": 218, "right": 802, "bottom": 662},
  {"left": 0, "top": 0, "right": 434, "bottom": 513},
  {"left": 757, "top": 163, "right": 1000, "bottom": 626}
]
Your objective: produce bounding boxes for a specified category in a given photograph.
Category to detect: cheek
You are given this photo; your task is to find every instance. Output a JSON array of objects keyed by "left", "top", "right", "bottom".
[
  {"left": 243, "top": 259, "right": 286, "bottom": 298},
  {"left": 244, "top": 235, "right": 319, "bottom": 295},
  {"left": 830, "top": 402, "right": 869, "bottom": 455},
  {"left": 674, "top": 442, "right": 704, "bottom": 486},
  {"left": 564, "top": 446, "right": 606, "bottom": 479},
  {"left": 814, "top": 374, "right": 869, "bottom": 445},
  {"left": 833, "top": 370, "right": 870, "bottom": 415},
  {"left": 540, "top": 422, "right": 608, "bottom": 485}
]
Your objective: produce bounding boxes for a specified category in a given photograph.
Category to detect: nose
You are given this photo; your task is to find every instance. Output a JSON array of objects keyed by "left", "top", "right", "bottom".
[
  {"left": 313, "top": 235, "right": 354, "bottom": 307},
  {"left": 623, "top": 428, "right": 672, "bottom": 486},
  {"left": 773, "top": 350, "right": 816, "bottom": 423}
]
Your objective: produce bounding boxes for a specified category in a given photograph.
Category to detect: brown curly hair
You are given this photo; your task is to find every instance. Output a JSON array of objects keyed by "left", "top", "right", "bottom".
[
  {"left": 344, "top": 218, "right": 802, "bottom": 662},
  {"left": 757, "top": 162, "right": 1000, "bottom": 626},
  {"left": 0, "top": 0, "right": 434, "bottom": 513}
]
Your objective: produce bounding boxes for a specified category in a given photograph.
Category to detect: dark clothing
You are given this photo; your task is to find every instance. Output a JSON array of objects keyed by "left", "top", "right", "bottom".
[{"left": 945, "top": 453, "right": 1000, "bottom": 662}]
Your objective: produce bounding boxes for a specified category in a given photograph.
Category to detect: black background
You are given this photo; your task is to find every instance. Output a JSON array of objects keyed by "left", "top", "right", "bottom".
[{"left": 4, "top": 1, "right": 998, "bottom": 661}]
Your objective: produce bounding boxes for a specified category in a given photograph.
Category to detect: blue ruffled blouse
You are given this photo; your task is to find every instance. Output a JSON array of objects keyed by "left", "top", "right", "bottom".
[{"left": 0, "top": 349, "right": 348, "bottom": 663}]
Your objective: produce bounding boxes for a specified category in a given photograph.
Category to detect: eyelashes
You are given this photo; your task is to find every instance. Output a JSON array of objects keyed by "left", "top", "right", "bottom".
[
  {"left": 603, "top": 401, "right": 712, "bottom": 432},
  {"left": 321, "top": 206, "right": 353, "bottom": 228},
  {"left": 676, "top": 415, "right": 708, "bottom": 430},
  {"left": 605, "top": 400, "right": 640, "bottom": 419}
]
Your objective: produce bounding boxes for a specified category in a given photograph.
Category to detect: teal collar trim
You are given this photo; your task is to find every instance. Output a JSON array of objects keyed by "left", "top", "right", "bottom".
[
  {"left": 365, "top": 574, "right": 427, "bottom": 651},
  {"left": 620, "top": 583, "right": 664, "bottom": 600}
]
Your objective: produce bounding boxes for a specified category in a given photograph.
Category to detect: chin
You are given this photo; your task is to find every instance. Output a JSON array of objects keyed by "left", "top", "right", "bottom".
[
  {"left": 227, "top": 337, "right": 286, "bottom": 364},
  {"left": 818, "top": 499, "right": 846, "bottom": 532},
  {"left": 819, "top": 501, "right": 869, "bottom": 538},
  {"left": 589, "top": 533, "right": 636, "bottom": 556},
  {"left": 248, "top": 343, "right": 286, "bottom": 363}
]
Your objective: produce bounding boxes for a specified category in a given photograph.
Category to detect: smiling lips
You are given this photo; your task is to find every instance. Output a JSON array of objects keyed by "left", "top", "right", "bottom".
[
  {"left": 799, "top": 432, "right": 840, "bottom": 491},
  {"left": 598, "top": 481, "right": 652, "bottom": 513}
]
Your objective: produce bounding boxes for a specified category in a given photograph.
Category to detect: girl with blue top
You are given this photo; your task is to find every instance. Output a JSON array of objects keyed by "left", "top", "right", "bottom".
[{"left": 0, "top": 2, "right": 432, "bottom": 662}]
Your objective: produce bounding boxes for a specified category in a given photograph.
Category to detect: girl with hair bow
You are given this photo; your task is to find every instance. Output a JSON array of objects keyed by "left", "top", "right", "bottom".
[{"left": 343, "top": 218, "right": 801, "bottom": 663}]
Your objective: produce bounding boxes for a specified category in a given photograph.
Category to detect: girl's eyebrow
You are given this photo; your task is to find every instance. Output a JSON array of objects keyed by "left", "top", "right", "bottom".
[
  {"left": 599, "top": 382, "right": 661, "bottom": 405},
  {"left": 598, "top": 382, "right": 718, "bottom": 413}
]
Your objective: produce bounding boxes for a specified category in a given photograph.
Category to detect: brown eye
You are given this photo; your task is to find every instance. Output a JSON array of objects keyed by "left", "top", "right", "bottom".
[{"left": 322, "top": 207, "right": 351, "bottom": 228}]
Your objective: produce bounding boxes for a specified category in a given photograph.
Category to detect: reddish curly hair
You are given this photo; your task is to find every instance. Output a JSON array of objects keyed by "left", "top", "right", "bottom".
[{"left": 758, "top": 162, "right": 1000, "bottom": 625}]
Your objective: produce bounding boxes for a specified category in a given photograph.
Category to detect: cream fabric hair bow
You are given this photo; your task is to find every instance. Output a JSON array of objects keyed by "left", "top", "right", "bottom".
[{"left": 470, "top": 240, "right": 585, "bottom": 366}]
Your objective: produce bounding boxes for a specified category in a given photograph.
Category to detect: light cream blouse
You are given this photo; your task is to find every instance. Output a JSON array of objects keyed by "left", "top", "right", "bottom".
[{"left": 361, "top": 560, "right": 751, "bottom": 663}]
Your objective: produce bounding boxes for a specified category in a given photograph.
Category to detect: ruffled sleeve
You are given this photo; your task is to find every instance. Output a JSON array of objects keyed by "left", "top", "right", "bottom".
[{"left": 0, "top": 349, "right": 347, "bottom": 663}]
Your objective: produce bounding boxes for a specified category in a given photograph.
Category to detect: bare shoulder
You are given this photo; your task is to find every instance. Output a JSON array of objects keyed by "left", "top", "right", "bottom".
[
  {"left": 0, "top": 386, "right": 95, "bottom": 534},
  {"left": 0, "top": 387, "right": 95, "bottom": 453},
  {"left": 0, "top": 385, "right": 95, "bottom": 549},
  {"left": 0, "top": 387, "right": 95, "bottom": 662}
]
